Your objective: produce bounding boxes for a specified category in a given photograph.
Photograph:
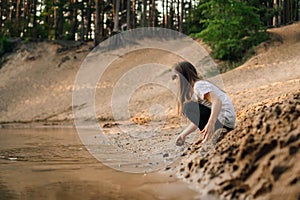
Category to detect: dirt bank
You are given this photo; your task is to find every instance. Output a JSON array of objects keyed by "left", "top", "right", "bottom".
[
  {"left": 0, "top": 41, "right": 91, "bottom": 124},
  {"left": 169, "top": 22, "right": 300, "bottom": 199},
  {"left": 167, "top": 22, "right": 300, "bottom": 199},
  {"left": 175, "top": 90, "right": 300, "bottom": 199}
]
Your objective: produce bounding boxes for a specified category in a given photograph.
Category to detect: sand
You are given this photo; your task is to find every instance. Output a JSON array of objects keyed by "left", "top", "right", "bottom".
[{"left": 0, "top": 22, "right": 300, "bottom": 199}]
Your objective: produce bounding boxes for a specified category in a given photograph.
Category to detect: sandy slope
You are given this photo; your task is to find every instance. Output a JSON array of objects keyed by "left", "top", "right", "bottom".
[
  {"left": 0, "top": 22, "right": 299, "bottom": 199},
  {"left": 223, "top": 22, "right": 300, "bottom": 115},
  {"left": 0, "top": 23, "right": 299, "bottom": 124},
  {"left": 0, "top": 41, "right": 90, "bottom": 123},
  {"left": 173, "top": 22, "right": 300, "bottom": 199}
]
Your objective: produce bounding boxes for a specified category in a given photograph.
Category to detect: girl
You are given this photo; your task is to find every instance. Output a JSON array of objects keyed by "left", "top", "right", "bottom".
[{"left": 173, "top": 61, "right": 236, "bottom": 146}]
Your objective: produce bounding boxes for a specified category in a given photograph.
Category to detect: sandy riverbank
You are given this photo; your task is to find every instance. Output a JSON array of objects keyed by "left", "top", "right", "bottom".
[{"left": 0, "top": 23, "right": 300, "bottom": 199}]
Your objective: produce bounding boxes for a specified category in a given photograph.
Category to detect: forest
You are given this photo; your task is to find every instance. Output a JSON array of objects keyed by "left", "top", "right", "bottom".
[{"left": 0, "top": 0, "right": 300, "bottom": 61}]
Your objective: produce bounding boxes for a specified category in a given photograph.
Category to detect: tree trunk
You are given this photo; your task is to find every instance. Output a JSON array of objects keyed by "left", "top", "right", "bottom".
[
  {"left": 180, "top": 0, "right": 184, "bottom": 32},
  {"left": 49, "top": 0, "right": 55, "bottom": 39},
  {"left": 151, "top": 0, "right": 155, "bottom": 27},
  {"left": 9, "top": 1, "right": 13, "bottom": 21},
  {"left": 273, "top": 0, "right": 278, "bottom": 26},
  {"left": 43, "top": 0, "right": 49, "bottom": 38},
  {"left": 169, "top": 0, "right": 174, "bottom": 29},
  {"left": 0, "top": 1, "right": 2, "bottom": 33},
  {"left": 33, "top": 0, "right": 38, "bottom": 39},
  {"left": 100, "top": 0, "right": 104, "bottom": 39},
  {"left": 142, "top": 0, "right": 147, "bottom": 27},
  {"left": 57, "top": 1, "right": 64, "bottom": 39},
  {"left": 27, "top": 0, "right": 31, "bottom": 26},
  {"left": 188, "top": 0, "right": 192, "bottom": 25},
  {"left": 162, "top": 0, "right": 165, "bottom": 27},
  {"left": 149, "top": 0, "right": 152, "bottom": 27},
  {"left": 289, "top": 0, "right": 292, "bottom": 22},
  {"left": 278, "top": 0, "right": 282, "bottom": 25},
  {"left": 166, "top": 0, "right": 169, "bottom": 28},
  {"left": 113, "top": 0, "right": 120, "bottom": 33},
  {"left": 148, "top": 0, "right": 151, "bottom": 27},
  {"left": 16, "top": 0, "right": 21, "bottom": 36},
  {"left": 54, "top": 0, "right": 57, "bottom": 38},
  {"left": 268, "top": 0, "right": 273, "bottom": 26},
  {"left": 127, "top": 0, "right": 131, "bottom": 30},
  {"left": 295, "top": 0, "right": 299, "bottom": 20},
  {"left": 70, "top": 0, "right": 78, "bottom": 40},
  {"left": 85, "top": 0, "right": 92, "bottom": 41},
  {"left": 121, "top": 0, "right": 124, "bottom": 14},
  {"left": 132, "top": 0, "right": 136, "bottom": 28},
  {"left": 95, "top": 0, "right": 100, "bottom": 46},
  {"left": 80, "top": 1, "right": 85, "bottom": 42},
  {"left": 283, "top": 0, "right": 291, "bottom": 24},
  {"left": 177, "top": 0, "right": 180, "bottom": 31}
]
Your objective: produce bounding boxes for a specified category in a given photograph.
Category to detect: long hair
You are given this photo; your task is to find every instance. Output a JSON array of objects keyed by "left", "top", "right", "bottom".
[{"left": 173, "top": 61, "right": 203, "bottom": 114}]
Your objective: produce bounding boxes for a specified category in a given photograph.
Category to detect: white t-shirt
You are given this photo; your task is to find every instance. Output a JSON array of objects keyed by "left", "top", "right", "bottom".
[{"left": 193, "top": 80, "right": 236, "bottom": 128}]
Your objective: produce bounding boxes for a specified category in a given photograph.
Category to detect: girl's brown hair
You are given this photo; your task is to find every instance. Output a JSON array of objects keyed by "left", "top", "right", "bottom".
[{"left": 173, "top": 61, "right": 203, "bottom": 114}]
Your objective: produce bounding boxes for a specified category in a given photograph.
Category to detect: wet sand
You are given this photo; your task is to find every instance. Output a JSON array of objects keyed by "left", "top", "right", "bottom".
[{"left": 0, "top": 128, "right": 198, "bottom": 200}]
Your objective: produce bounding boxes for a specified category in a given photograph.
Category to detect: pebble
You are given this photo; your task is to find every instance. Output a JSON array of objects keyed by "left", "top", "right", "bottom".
[{"left": 163, "top": 153, "right": 169, "bottom": 158}]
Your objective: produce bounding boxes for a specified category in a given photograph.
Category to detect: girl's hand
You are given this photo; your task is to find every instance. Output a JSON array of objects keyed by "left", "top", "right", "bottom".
[
  {"left": 175, "top": 123, "right": 197, "bottom": 146},
  {"left": 176, "top": 134, "right": 186, "bottom": 146},
  {"left": 201, "top": 92, "right": 220, "bottom": 143},
  {"left": 201, "top": 121, "right": 215, "bottom": 143}
]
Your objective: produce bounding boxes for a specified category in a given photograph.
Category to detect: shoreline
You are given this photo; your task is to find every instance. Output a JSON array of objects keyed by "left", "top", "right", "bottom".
[{"left": 0, "top": 127, "right": 200, "bottom": 200}]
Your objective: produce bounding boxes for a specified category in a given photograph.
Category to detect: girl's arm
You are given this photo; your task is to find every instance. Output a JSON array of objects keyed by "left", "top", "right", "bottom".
[
  {"left": 201, "top": 92, "right": 222, "bottom": 142},
  {"left": 176, "top": 122, "right": 197, "bottom": 146}
]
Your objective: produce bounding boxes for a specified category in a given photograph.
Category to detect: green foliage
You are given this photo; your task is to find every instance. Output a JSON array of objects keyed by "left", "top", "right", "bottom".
[
  {"left": 0, "top": 34, "right": 14, "bottom": 68},
  {"left": 194, "top": 0, "right": 268, "bottom": 61},
  {"left": 0, "top": 35, "right": 14, "bottom": 57},
  {"left": 39, "top": 0, "right": 56, "bottom": 40},
  {"left": 247, "top": 0, "right": 276, "bottom": 27},
  {"left": 184, "top": 1, "right": 208, "bottom": 35}
]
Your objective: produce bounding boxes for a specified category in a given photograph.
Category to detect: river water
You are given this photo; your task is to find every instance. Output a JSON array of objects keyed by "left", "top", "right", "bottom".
[{"left": 0, "top": 128, "right": 198, "bottom": 200}]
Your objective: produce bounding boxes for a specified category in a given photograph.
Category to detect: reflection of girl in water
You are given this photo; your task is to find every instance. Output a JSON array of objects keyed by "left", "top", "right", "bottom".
[{"left": 172, "top": 61, "right": 236, "bottom": 146}]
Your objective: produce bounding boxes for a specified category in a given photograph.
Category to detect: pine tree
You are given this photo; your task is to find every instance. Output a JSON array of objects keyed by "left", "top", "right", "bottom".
[{"left": 198, "top": 0, "right": 268, "bottom": 60}]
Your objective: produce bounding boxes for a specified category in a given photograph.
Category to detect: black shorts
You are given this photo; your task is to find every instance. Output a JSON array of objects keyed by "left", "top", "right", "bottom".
[{"left": 183, "top": 101, "right": 233, "bottom": 132}]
